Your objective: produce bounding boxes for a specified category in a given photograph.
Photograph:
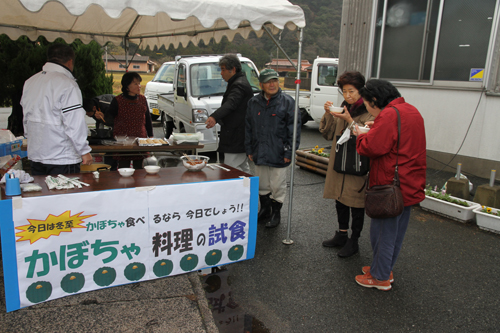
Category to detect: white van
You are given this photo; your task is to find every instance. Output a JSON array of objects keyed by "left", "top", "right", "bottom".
[{"left": 144, "top": 61, "right": 175, "bottom": 120}]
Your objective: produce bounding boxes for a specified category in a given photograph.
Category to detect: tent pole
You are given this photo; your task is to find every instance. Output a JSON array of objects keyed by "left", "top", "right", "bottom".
[
  {"left": 263, "top": 26, "right": 298, "bottom": 71},
  {"left": 283, "top": 27, "right": 303, "bottom": 246}
]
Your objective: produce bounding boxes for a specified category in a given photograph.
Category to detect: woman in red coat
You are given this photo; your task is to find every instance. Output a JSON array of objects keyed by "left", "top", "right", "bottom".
[
  {"left": 108, "top": 72, "right": 153, "bottom": 169},
  {"left": 354, "top": 79, "right": 426, "bottom": 291}
]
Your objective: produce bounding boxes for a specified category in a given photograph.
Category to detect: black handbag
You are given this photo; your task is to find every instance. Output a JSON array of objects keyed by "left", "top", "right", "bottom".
[
  {"left": 364, "top": 107, "right": 404, "bottom": 219},
  {"left": 333, "top": 134, "right": 369, "bottom": 176}
]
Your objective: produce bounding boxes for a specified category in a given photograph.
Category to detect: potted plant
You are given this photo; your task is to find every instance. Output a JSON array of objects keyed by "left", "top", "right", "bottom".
[
  {"left": 419, "top": 186, "right": 480, "bottom": 223},
  {"left": 473, "top": 205, "right": 500, "bottom": 234}
]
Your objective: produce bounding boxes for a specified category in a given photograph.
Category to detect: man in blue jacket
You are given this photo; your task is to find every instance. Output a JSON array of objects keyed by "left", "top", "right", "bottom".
[{"left": 245, "top": 69, "right": 301, "bottom": 228}]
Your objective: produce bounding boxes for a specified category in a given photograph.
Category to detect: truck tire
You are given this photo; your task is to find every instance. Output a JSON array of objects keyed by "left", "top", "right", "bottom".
[
  {"left": 162, "top": 114, "right": 174, "bottom": 138},
  {"left": 300, "top": 108, "right": 311, "bottom": 126}
]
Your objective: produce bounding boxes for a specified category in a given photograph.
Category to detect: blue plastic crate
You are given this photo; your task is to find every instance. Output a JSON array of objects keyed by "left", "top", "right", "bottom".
[{"left": 0, "top": 139, "right": 23, "bottom": 157}]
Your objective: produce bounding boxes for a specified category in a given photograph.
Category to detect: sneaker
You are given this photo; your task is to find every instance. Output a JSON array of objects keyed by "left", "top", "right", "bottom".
[
  {"left": 355, "top": 273, "right": 392, "bottom": 291},
  {"left": 362, "top": 266, "right": 394, "bottom": 283}
]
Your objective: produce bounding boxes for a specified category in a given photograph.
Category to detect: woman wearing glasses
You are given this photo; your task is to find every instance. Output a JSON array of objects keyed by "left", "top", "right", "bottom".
[{"left": 319, "top": 71, "right": 374, "bottom": 258}]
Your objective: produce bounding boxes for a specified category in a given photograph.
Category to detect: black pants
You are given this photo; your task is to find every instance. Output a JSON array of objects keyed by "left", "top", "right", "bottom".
[
  {"left": 31, "top": 161, "right": 81, "bottom": 176},
  {"left": 335, "top": 200, "right": 365, "bottom": 239}
]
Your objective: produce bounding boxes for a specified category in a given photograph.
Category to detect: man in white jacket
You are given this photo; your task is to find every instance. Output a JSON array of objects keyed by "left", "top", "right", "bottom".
[{"left": 21, "top": 44, "right": 92, "bottom": 175}]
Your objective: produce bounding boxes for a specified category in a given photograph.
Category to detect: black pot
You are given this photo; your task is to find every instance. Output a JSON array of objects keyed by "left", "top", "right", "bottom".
[{"left": 90, "top": 128, "right": 113, "bottom": 139}]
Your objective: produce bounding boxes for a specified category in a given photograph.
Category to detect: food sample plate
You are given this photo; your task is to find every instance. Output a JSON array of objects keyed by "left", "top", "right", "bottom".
[{"left": 138, "top": 138, "right": 169, "bottom": 146}]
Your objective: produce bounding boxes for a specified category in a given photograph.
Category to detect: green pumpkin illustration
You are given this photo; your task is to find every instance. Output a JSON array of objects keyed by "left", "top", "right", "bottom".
[
  {"left": 228, "top": 245, "right": 244, "bottom": 261},
  {"left": 93, "top": 267, "right": 117, "bottom": 287},
  {"left": 205, "top": 249, "right": 222, "bottom": 266},
  {"left": 124, "top": 262, "right": 146, "bottom": 281},
  {"left": 180, "top": 254, "right": 199, "bottom": 271},
  {"left": 26, "top": 281, "right": 52, "bottom": 303},
  {"left": 61, "top": 272, "right": 85, "bottom": 293},
  {"left": 153, "top": 259, "right": 174, "bottom": 277}
]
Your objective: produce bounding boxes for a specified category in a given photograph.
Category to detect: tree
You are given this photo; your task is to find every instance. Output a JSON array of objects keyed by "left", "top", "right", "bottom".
[
  {"left": 73, "top": 40, "right": 114, "bottom": 99},
  {"left": 0, "top": 35, "right": 49, "bottom": 135},
  {"left": 0, "top": 35, "right": 113, "bottom": 135}
]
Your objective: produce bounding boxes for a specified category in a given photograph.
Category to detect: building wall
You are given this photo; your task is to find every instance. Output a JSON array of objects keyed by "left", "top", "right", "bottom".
[
  {"left": 339, "top": 0, "right": 500, "bottom": 178},
  {"left": 105, "top": 61, "right": 149, "bottom": 72},
  {"left": 338, "top": 0, "right": 374, "bottom": 75},
  {"left": 399, "top": 87, "right": 500, "bottom": 177}
]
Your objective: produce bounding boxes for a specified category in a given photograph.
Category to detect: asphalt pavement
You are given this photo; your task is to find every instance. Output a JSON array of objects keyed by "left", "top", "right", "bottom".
[{"left": 0, "top": 112, "right": 499, "bottom": 332}]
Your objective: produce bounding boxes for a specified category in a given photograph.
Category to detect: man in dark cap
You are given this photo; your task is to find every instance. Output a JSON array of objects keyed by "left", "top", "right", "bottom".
[{"left": 245, "top": 69, "right": 301, "bottom": 228}]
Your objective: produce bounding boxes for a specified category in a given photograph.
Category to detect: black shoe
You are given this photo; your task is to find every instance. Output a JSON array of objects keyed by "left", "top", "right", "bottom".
[
  {"left": 322, "top": 231, "right": 348, "bottom": 247},
  {"left": 337, "top": 238, "right": 359, "bottom": 258},
  {"left": 258, "top": 194, "right": 272, "bottom": 223},
  {"left": 265, "top": 200, "right": 282, "bottom": 228}
]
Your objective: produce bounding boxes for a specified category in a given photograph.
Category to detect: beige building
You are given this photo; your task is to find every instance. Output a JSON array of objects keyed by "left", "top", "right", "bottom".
[{"left": 102, "top": 55, "right": 156, "bottom": 73}]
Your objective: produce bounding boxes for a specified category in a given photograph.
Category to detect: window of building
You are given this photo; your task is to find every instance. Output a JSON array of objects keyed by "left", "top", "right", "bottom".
[
  {"left": 371, "top": 0, "right": 497, "bottom": 83},
  {"left": 133, "top": 65, "right": 140, "bottom": 69}
]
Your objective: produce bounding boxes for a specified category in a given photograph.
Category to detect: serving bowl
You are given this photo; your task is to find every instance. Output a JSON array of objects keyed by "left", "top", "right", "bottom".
[
  {"left": 357, "top": 126, "right": 370, "bottom": 134},
  {"left": 118, "top": 168, "right": 135, "bottom": 177},
  {"left": 144, "top": 165, "right": 161, "bottom": 174},
  {"left": 180, "top": 155, "right": 210, "bottom": 171}
]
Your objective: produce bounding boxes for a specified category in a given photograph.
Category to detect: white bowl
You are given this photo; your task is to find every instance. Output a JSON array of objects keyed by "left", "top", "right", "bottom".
[
  {"left": 144, "top": 165, "right": 161, "bottom": 174},
  {"left": 329, "top": 106, "right": 344, "bottom": 114},
  {"left": 180, "top": 155, "right": 210, "bottom": 171},
  {"left": 118, "top": 168, "right": 135, "bottom": 177},
  {"left": 357, "top": 126, "right": 370, "bottom": 134}
]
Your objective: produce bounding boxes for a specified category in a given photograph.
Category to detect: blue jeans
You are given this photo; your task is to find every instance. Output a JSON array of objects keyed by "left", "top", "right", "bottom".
[{"left": 369, "top": 206, "right": 412, "bottom": 281}]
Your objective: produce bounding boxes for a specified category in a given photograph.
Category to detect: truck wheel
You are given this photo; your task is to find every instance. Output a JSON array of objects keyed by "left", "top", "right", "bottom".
[
  {"left": 300, "top": 108, "right": 311, "bottom": 126},
  {"left": 162, "top": 114, "right": 174, "bottom": 138}
]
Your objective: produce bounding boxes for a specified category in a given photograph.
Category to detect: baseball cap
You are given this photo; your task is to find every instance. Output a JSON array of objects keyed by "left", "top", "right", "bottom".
[{"left": 259, "top": 69, "right": 279, "bottom": 83}]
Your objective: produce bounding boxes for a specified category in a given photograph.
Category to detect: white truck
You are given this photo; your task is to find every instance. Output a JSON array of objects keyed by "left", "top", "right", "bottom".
[
  {"left": 284, "top": 57, "right": 340, "bottom": 125},
  {"left": 157, "top": 55, "right": 260, "bottom": 152},
  {"left": 144, "top": 61, "right": 175, "bottom": 120}
]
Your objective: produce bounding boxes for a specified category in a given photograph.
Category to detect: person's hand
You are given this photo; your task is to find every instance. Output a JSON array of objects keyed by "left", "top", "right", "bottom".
[
  {"left": 284, "top": 157, "right": 291, "bottom": 163},
  {"left": 248, "top": 155, "right": 253, "bottom": 162},
  {"left": 81, "top": 153, "right": 93, "bottom": 165},
  {"left": 365, "top": 121, "right": 374, "bottom": 128},
  {"left": 352, "top": 124, "right": 361, "bottom": 136},
  {"left": 324, "top": 101, "right": 333, "bottom": 112},
  {"left": 95, "top": 110, "right": 105, "bottom": 122},
  {"left": 205, "top": 116, "right": 216, "bottom": 129},
  {"left": 332, "top": 106, "right": 353, "bottom": 123}
]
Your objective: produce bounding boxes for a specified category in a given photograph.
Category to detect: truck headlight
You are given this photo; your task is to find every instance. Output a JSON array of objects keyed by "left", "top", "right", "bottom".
[{"left": 192, "top": 109, "right": 209, "bottom": 123}]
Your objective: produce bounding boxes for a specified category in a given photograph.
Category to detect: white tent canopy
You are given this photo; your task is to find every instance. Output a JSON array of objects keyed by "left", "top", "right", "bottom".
[
  {"left": 1, "top": 0, "right": 305, "bottom": 244},
  {"left": 2, "top": 0, "right": 305, "bottom": 48}
]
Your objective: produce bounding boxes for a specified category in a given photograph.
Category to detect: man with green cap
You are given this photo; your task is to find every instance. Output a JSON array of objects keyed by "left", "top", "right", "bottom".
[{"left": 245, "top": 69, "right": 301, "bottom": 228}]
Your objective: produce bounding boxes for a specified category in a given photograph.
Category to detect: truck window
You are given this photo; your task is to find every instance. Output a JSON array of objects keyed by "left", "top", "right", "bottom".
[
  {"left": 317, "top": 64, "right": 338, "bottom": 86},
  {"left": 153, "top": 63, "right": 175, "bottom": 83},
  {"left": 190, "top": 63, "right": 226, "bottom": 97},
  {"left": 177, "top": 65, "right": 186, "bottom": 88},
  {"left": 241, "top": 62, "right": 261, "bottom": 92}
]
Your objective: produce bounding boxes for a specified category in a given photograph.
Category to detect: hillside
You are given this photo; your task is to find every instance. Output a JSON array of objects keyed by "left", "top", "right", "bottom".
[{"left": 132, "top": 0, "right": 343, "bottom": 69}]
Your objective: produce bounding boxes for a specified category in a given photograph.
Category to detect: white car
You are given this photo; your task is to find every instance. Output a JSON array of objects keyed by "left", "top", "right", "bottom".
[{"left": 144, "top": 61, "right": 175, "bottom": 120}]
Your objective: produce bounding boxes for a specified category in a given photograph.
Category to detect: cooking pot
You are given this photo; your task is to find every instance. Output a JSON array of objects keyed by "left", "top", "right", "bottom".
[{"left": 90, "top": 128, "right": 114, "bottom": 139}]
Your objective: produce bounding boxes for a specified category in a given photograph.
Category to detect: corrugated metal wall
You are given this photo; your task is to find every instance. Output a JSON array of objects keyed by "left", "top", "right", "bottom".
[
  {"left": 338, "top": 0, "right": 374, "bottom": 77},
  {"left": 487, "top": 21, "right": 500, "bottom": 94}
]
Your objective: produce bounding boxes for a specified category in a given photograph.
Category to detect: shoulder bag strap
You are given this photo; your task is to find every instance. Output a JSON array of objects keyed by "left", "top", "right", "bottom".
[{"left": 392, "top": 106, "right": 401, "bottom": 186}]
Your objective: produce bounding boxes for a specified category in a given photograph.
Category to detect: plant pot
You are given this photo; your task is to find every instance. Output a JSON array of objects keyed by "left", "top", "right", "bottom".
[
  {"left": 420, "top": 191, "right": 480, "bottom": 223},
  {"left": 473, "top": 206, "right": 500, "bottom": 234}
]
